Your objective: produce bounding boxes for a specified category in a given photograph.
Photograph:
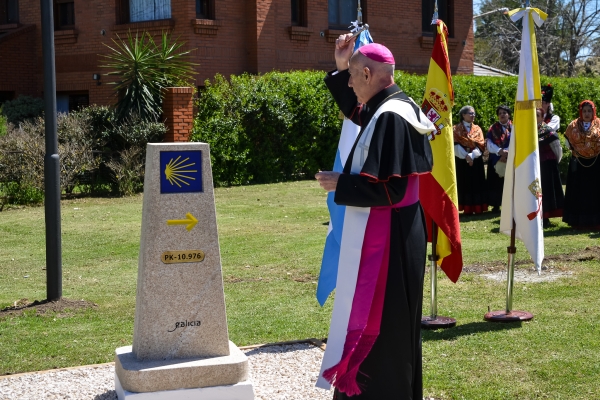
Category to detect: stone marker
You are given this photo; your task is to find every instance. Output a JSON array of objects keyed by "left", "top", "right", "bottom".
[{"left": 115, "top": 143, "right": 254, "bottom": 399}]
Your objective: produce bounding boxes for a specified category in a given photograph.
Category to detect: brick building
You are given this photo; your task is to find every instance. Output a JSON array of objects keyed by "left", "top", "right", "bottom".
[{"left": 0, "top": 0, "right": 473, "bottom": 110}]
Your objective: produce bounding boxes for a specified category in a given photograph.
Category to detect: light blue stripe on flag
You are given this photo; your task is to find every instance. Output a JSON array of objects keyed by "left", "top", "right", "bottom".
[
  {"left": 354, "top": 29, "right": 373, "bottom": 51},
  {"left": 316, "top": 150, "right": 346, "bottom": 306},
  {"left": 316, "top": 28, "right": 373, "bottom": 306}
]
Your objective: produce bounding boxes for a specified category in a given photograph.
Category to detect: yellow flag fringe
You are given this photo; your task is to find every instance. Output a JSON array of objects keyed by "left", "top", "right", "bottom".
[{"left": 515, "top": 100, "right": 542, "bottom": 110}]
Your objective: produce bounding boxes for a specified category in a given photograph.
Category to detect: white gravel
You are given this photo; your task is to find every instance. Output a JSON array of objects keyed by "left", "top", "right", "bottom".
[
  {"left": 482, "top": 269, "right": 574, "bottom": 283},
  {"left": 0, "top": 343, "right": 334, "bottom": 400}
]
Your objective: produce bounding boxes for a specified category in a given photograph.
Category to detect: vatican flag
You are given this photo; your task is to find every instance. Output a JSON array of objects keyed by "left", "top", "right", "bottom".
[{"left": 500, "top": 7, "right": 547, "bottom": 272}]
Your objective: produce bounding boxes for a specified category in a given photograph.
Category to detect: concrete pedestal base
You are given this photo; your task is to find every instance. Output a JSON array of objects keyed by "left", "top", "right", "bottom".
[
  {"left": 116, "top": 374, "right": 255, "bottom": 400},
  {"left": 115, "top": 341, "right": 249, "bottom": 393}
]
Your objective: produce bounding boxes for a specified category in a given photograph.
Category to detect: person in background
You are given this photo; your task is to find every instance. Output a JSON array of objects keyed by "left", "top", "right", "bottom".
[
  {"left": 541, "top": 84, "right": 560, "bottom": 132},
  {"left": 453, "top": 106, "right": 487, "bottom": 214},
  {"left": 562, "top": 100, "right": 600, "bottom": 229},
  {"left": 486, "top": 105, "right": 512, "bottom": 213},
  {"left": 536, "top": 107, "right": 564, "bottom": 228}
]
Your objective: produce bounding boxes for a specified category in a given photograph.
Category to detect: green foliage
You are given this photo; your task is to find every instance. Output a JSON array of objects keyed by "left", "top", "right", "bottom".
[
  {"left": 0, "top": 96, "right": 44, "bottom": 125},
  {"left": 192, "top": 71, "right": 341, "bottom": 185},
  {"left": 193, "top": 71, "right": 600, "bottom": 186},
  {"left": 0, "top": 112, "right": 102, "bottom": 203},
  {"left": 106, "top": 146, "right": 145, "bottom": 196},
  {"left": 0, "top": 109, "right": 7, "bottom": 137},
  {"left": 102, "top": 115, "right": 166, "bottom": 196},
  {"left": 105, "top": 114, "right": 166, "bottom": 151},
  {"left": 102, "top": 31, "right": 197, "bottom": 121},
  {"left": 77, "top": 105, "right": 114, "bottom": 139},
  {"left": 0, "top": 181, "right": 44, "bottom": 205}
]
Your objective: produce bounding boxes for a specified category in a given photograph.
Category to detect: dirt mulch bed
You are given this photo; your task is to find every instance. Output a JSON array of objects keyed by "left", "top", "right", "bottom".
[
  {"left": 464, "top": 246, "right": 600, "bottom": 274},
  {"left": 0, "top": 298, "right": 97, "bottom": 318}
]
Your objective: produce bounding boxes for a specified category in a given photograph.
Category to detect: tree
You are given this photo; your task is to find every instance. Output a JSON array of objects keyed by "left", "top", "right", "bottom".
[
  {"left": 560, "top": 0, "right": 600, "bottom": 76},
  {"left": 474, "top": 0, "right": 600, "bottom": 77},
  {"left": 102, "top": 31, "right": 197, "bottom": 121}
]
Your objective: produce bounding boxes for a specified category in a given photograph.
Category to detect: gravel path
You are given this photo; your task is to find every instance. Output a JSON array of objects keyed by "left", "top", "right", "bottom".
[{"left": 0, "top": 343, "right": 334, "bottom": 400}]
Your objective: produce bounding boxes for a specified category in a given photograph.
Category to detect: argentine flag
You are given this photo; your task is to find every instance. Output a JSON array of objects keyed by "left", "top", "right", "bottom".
[{"left": 316, "top": 29, "right": 373, "bottom": 306}]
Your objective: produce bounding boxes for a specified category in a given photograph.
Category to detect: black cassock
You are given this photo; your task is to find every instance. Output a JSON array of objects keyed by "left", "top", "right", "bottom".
[{"left": 324, "top": 70, "right": 433, "bottom": 400}]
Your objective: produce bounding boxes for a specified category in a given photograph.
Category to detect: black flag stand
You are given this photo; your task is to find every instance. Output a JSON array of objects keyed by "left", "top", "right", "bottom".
[
  {"left": 484, "top": 220, "right": 534, "bottom": 322},
  {"left": 421, "top": 220, "right": 457, "bottom": 329}
]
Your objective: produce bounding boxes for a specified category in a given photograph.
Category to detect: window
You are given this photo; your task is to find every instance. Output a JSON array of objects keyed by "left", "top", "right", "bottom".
[
  {"left": 54, "top": 0, "right": 74, "bottom": 29},
  {"left": 0, "top": 0, "right": 19, "bottom": 24},
  {"left": 130, "top": 0, "right": 171, "bottom": 23},
  {"left": 196, "top": 0, "right": 213, "bottom": 19},
  {"left": 291, "top": 0, "right": 307, "bottom": 26},
  {"left": 422, "top": 0, "right": 453, "bottom": 36},
  {"left": 56, "top": 91, "right": 89, "bottom": 114},
  {"left": 328, "top": 0, "right": 358, "bottom": 29}
]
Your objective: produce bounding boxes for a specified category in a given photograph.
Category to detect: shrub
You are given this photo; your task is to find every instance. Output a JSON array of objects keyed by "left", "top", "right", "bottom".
[
  {"left": 105, "top": 145, "right": 145, "bottom": 196},
  {"left": 0, "top": 110, "right": 7, "bottom": 137},
  {"left": 102, "top": 32, "right": 197, "bottom": 122},
  {"left": 0, "top": 96, "right": 45, "bottom": 125},
  {"left": 103, "top": 115, "right": 165, "bottom": 195},
  {"left": 194, "top": 71, "right": 598, "bottom": 186},
  {"left": 0, "top": 113, "right": 101, "bottom": 202},
  {"left": 105, "top": 113, "right": 166, "bottom": 150},
  {"left": 77, "top": 105, "right": 114, "bottom": 140},
  {"left": 193, "top": 71, "right": 340, "bottom": 185}
]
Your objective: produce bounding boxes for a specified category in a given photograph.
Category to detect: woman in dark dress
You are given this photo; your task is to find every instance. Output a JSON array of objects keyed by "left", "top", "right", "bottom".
[
  {"left": 453, "top": 105, "right": 488, "bottom": 214},
  {"left": 486, "top": 105, "right": 512, "bottom": 213},
  {"left": 536, "top": 108, "right": 564, "bottom": 228},
  {"left": 563, "top": 100, "right": 600, "bottom": 229}
]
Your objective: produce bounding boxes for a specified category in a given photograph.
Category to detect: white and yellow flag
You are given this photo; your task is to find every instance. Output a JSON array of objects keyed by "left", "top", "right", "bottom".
[{"left": 500, "top": 7, "right": 547, "bottom": 272}]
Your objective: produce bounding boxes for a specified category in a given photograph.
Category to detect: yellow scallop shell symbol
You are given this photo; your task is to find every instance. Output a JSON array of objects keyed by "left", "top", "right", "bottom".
[{"left": 164, "top": 156, "right": 197, "bottom": 188}]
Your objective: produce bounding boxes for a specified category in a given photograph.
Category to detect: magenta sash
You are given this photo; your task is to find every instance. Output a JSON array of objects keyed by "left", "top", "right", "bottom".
[{"left": 323, "top": 176, "right": 419, "bottom": 395}]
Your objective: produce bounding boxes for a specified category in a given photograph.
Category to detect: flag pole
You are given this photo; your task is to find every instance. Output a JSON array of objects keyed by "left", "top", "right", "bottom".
[
  {"left": 484, "top": 220, "right": 533, "bottom": 322},
  {"left": 421, "top": 220, "right": 456, "bottom": 329},
  {"left": 485, "top": 0, "right": 539, "bottom": 323},
  {"left": 420, "top": 0, "right": 457, "bottom": 330}
]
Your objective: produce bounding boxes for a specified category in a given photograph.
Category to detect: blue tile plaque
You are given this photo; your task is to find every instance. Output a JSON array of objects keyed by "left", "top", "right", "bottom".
[{"left": 160, "top": 151, "right": 203, "bottom": 194}]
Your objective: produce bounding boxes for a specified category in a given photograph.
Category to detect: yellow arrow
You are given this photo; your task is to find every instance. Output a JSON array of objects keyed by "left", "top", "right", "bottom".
[{"left": 167, "top": 213, "right": 198, "bottom": 232}]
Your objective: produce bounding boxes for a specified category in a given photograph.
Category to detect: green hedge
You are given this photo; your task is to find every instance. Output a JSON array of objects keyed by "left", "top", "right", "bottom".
[
  {"left": 193, "top": 72, "right": 340, "bottom": 185},
  {"left": 193, "top": 71, "right": 600, "bottom": 186}
]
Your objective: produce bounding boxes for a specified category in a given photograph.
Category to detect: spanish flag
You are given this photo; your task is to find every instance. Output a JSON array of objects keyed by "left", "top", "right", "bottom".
[
  {"left": 500, "top": 7, "right": 547, "bottom": 272},
  {"left": 419, "top": 20, "right": 463, "bottom": 282}
]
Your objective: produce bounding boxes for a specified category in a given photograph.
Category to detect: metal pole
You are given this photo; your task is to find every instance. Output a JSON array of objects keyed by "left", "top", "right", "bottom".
[
  {"left": 505, "top": 220, "right": 517, "bottom": 313},
  {"left": 429, "top": 221, "right": 439, "bottom": 319},
  {"left": 41, "top": 0, "right": 62, "bottom": 301}
]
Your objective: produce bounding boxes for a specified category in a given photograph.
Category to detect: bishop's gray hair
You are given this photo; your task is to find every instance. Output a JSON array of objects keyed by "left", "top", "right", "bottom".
[{"left": 458, "top": 105, "right": 475, "bottom": 122}]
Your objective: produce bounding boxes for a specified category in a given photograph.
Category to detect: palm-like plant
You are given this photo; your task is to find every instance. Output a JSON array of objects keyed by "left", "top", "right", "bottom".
[{"left": 102, "top": 31, "right": 197, "bottom": 122}]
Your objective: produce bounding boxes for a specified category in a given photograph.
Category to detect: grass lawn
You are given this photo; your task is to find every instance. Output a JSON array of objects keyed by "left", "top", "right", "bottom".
[{"left": 1, "top": 180, "right": 599, "bottom": 399}]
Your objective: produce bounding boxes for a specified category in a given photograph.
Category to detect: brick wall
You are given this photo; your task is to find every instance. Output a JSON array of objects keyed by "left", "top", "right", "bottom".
[
  {"left": 0, "top": 0, "right": 473, "bottom": 106},
  {"left": 162, "top": 87, "right": 194, "bottom": 142}
]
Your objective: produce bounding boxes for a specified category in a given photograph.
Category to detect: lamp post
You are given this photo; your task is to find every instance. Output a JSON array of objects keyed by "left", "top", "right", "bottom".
[{"left": 40, "top": 0, "right": 62, "bottom": 301}]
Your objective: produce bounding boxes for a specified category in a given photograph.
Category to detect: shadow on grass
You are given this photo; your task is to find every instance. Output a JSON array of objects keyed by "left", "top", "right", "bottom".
[
  {"left": 459, "top": 212, "right": 499, "bottom": 223},
  {"left": 422, "top": 321, "right": 521, "bottom": 342}
]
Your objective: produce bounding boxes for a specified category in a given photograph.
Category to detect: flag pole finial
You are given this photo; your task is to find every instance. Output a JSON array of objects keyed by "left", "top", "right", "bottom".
[
  {"left": 345, "top": 1, "right": 369, "bottom": 42},
  {"left": 431, "top": 0, "right": 439, "bottom": 25},
  {"left": 357, "top": 0, "right": 363, "bottom": 24}
]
